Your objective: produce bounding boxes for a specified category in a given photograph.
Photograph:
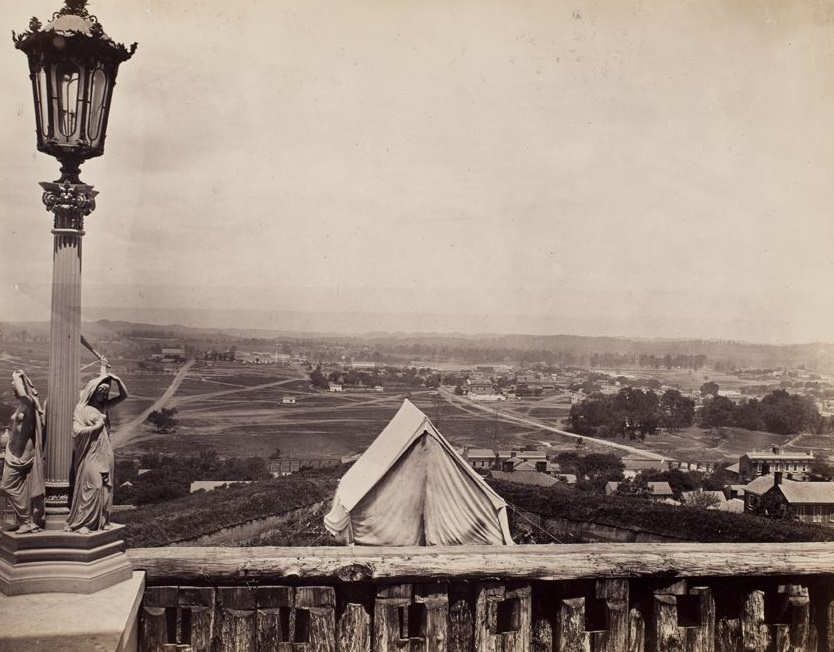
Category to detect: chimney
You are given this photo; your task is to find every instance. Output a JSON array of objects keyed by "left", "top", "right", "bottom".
[
  {"left": 774, "top": 471, "right": 783, "bottom": 486},
  {"left": 772, "top": 445, "right": 781, "bottom": 454}
]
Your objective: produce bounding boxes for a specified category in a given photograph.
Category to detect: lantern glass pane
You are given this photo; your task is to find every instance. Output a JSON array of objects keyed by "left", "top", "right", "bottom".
[
  {"left": 56, "top": 62, "right": 80, "bottom": 137},
  {"left": 87, "top": 68, "right": 109, "bottom": 142},
  {"left": 36, "top": 68, "right": 50, "bottom": 139}
]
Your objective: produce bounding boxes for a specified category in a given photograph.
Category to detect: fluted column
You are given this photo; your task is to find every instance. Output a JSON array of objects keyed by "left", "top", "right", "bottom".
[{"left": 40, "top": 179, "right": 97, "bottom": 515}]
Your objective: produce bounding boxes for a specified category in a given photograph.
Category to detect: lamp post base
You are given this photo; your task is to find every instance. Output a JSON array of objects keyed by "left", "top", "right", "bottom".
[{"left": 0, "top": 523, "right": 133, "bottom": 595}]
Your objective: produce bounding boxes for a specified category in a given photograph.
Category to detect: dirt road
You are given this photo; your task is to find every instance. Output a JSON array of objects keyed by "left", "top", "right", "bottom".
[
  {"left": 112, "top": 360, "right": 195, "bottom": 448},
  {"left": 439, "top": 387, "right": 670, "bottom": 461}
]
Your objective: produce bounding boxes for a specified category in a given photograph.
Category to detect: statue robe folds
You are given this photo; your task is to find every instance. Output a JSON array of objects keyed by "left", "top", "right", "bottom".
[
  {"left": 66, "top": 375, "right": 115, "bottom": 532},
  {"left": 0, "top": 371, "right": 45, "bottom": 528}
]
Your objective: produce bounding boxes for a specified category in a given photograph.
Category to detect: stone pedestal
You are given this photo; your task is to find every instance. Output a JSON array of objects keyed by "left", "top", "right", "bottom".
[
  {"left": 0, "top": 521, "right": 133, "bottom": 596},
  {"left": 0, "top": 571, "right": 144, "bottom": 652}
]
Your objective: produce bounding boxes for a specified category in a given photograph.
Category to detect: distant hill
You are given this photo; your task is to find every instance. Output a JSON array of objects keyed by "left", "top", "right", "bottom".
[
  {"left": 3, "top": 319, "right": 833, "bottom": 372},
  {"left": 357, "top": 333, "right": 834, "bottom": 372}
]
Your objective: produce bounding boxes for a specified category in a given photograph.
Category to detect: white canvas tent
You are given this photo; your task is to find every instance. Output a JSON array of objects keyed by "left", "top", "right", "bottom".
[{"left": 324, "top": 399, "right": 514, "bottom": 546}]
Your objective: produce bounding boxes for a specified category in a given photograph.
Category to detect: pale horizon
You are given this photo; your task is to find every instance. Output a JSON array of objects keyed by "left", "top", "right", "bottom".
[
  {"left": 3, "top": 282, "right": 832, "bottom": 347},
  {"left": 2, "top": 0, "right": 832, "bottom": 346}
]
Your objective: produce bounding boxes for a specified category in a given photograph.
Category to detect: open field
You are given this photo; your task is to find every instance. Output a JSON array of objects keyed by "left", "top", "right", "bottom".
[
  {"left": 0, "top": 341, "right": 166, "bottom": 426},
  {"left": 3, "top": 345, "right": 832, "bottom": 464},
  {"left": 118, "top": 361, "right": 814, "bottom": 464},
  {"left": 117, "top": 363, "right": 558, "bottom": 458},
  {"left": 789, "top": 432, "right": 834, "bottom": 452},
  {"left": 613, "top": 426, "right": 799, "bottom": 462},
  {"left": 0, "top": 343, "right": 50, "bottom": 399}
]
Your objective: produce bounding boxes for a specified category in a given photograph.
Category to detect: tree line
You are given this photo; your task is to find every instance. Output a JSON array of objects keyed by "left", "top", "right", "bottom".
[
  {"left": 566, "top": 388, "right": 695, "bottom": 440},
  {"left": 568, "top": 386, "right": 829, "bottom": 438},
  {"left": 698, "top": 389, "right": 827, "bottom": 435},
  {"left": 308, "top": 364, "right": 440, "bottom": 391},
  {"left": 589, "top": 352, "right": 708, "bottom": 370}
]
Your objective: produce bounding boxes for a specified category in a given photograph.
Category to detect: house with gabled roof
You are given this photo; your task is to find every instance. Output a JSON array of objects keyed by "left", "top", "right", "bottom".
[
  {"left": 743, "top": 473, "right": 834, "bottom": 526},
  {"left": 465, "top": 448, "right": 496, "bottom": 470},
  {"left": 497, "top": 452, "right": 552, "bottom": 473},
  {"left": 738, "top": 446, "right": 814, "bottom": 482}
]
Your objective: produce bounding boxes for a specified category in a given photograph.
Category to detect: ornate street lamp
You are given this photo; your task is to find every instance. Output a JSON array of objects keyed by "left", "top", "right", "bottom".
[
  {"left": 11, "top": 0, "right": 136, "bottom": 521},
  {"left": 0, "top": 0, "right": 137, "bottom": 597},
  {"left": 14, "top": 0, "right": 137, "bottom": 184}
]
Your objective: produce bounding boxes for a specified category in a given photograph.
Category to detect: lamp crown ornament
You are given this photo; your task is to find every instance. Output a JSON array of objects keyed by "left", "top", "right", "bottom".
[
  {"left": 59, "top": 0, "right": 91, "bottom": 17},
  {"left": 13, "top": 0, "right": 137, "bottom": 184},
  {"left": 41, "top": 179, "right": 98, "bottom": 231}
]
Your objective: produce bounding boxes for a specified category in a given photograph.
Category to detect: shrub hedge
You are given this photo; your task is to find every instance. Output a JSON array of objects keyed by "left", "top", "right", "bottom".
[
  {"left": 120, "top": 466, "right": 344, "bottom": 547},
  {"left": 488, "top": 479, "right": 834, "bottom": 543}
]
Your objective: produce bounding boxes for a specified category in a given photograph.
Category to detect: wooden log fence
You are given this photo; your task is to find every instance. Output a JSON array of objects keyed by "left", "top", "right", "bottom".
[{"left": 128, "top": 544, "right": 834, "bottom": 652}]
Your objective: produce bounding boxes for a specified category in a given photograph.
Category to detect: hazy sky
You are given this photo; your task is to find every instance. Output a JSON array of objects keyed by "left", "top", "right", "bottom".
[{"left": 1, "top": 0, "right": 832, "bottom": 343}]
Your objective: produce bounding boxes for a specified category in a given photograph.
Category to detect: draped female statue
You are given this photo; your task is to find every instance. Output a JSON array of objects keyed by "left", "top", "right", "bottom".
[
  {"left": 1, "top": 370, "right": 46, "bottom": 533},
  {"left": 66, "top": 374, "right": 128, "bottom": 533}
]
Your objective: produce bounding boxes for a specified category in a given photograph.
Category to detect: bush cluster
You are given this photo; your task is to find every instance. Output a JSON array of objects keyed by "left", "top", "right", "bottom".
[
  {"left": 116, "top": 449, "right": 272, "bottom": 506},
  {"left": 120, "top": 466, "right": 345, "bottom": 547},
  {"left": 699, "top": 389, "right": 823, "bottom": 435},
  {"left": 488, "top": 480, "right": 834, "bottom": 543},
  {"left": 567, "top": 388, "right": 694, "bottom": 440}
]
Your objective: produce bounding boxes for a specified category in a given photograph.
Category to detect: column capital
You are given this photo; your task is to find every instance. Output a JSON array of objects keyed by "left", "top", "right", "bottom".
[{"left": 40, "top": 180, "right": 98, "bottom": 232}]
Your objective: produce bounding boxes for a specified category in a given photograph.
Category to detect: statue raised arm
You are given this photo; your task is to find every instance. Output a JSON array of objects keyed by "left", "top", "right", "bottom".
[{"left": 66, "top": 373, "right": 128, "bottom": 533}]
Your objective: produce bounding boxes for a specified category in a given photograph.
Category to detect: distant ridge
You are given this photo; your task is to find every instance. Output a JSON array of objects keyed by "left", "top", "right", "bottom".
[{"left": 2, "top": 319, "right": 832, "bottom": 372}]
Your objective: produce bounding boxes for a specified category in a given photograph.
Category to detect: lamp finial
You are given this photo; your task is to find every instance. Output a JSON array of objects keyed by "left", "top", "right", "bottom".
[{"left": 60, "top": 0, "right": 91, "bottom": 18}]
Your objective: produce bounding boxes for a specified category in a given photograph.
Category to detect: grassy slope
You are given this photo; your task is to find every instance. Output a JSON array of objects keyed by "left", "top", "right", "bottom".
[
  {"left": 122, "top": 462, "right": 834, "bottom": 548},
  {"left": 119, "top": 466, "right": 344, "bottom": 547}
]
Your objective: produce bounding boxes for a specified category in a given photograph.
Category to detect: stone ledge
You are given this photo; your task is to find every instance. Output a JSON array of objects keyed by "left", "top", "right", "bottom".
[
  {"left": 0, "top": 538, "right": 125, "bottom": 564},
  {"left": 1, "top": 523, "right": 126, "bottom": 552},
  {"left": 0, "top": 571, "right": 144, "bottom": 652},
  {"left": 0, "top": 552, "right": 134, "bottom": 595}
]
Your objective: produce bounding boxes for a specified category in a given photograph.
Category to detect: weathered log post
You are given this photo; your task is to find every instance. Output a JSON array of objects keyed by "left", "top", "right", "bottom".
[
  {"left": 374, "top": 584, "right": 412, "bottom": 651},
  {"left": 557, "top": 598, "right": 589, "bottom": 652},
  {"left": 475, "top": 582, "right": 531, "bottom": 652},
  {"left": 772, "top": 584, "right": 810, "bottom": 652},
  {"left": 414, "top": 584, "right": 449, "bottom": 651},
  {"left": 532, "top": 617, "right": 554, "bottom": 652},
  {"left": 627, "top": 608, "right": 645, "bottom": 652},
  {"left": 653, "top": 594, "right": 685, "bottom": 652},
  {"left": 685, "top": 587, "right": 715, "bottom": 652},
  {"left": 812, "top": 577, "right": 834, "bottom": 652},
  {"left": 255, "top": 586, "right": 294, "bottom": 650},
  {"left": 296, "top": 586, "right": 336, "bottom": 652},
  {"left": 740, "top": 590, "right": 770, "bottom": 652},
  {"left": 448, "top": 586, "right": 475, "bottom": 652},
  {"left": 591, "top": 579, "right": 629, "bottom": 652},
  {"left": 715, "top": 617, "right": 740, "bottom": 652},
  {"left": 337, "top": 603, "right": 371, "bottom": 652},
  {"left": 143, "top": 586, "right": 178, "bottom": 652},
  {"left": 214, "top": 587, "right": 257, "bottom": 652},
  {"left": 179, "top": 587, "right": 215, "bottom": 652}
]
